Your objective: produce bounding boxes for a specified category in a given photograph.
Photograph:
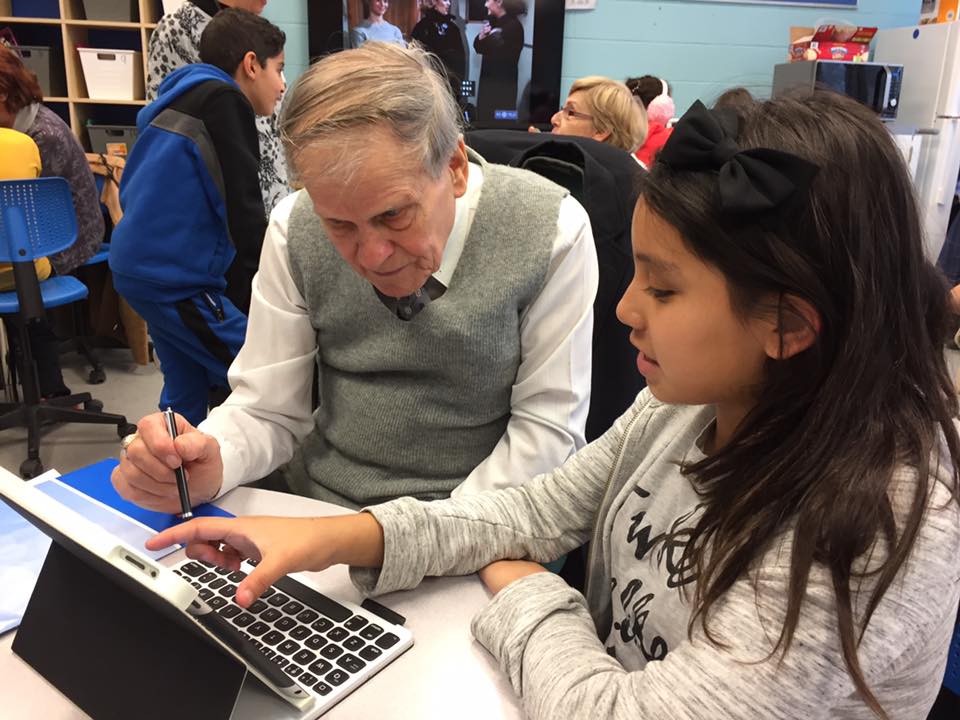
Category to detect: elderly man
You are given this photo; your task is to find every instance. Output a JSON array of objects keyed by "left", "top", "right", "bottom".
[{"left": 113, "top": 42, "right": 598, "bottom": 511}]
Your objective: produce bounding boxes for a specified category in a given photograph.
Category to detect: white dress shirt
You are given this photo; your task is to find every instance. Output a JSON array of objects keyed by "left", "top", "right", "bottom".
[{"left": 200, "top": 161, "right": 599, "bottom": 498}]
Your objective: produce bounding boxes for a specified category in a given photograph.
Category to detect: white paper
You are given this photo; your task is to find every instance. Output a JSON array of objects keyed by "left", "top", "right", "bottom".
[{"left": 565, "top": 0, "right": 597, "bottom": 9}]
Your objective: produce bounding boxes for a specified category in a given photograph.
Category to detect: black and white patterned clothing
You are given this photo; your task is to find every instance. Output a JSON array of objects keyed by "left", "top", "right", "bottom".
[{"left": 146, "top": 0, "right": 289, "bottom": 213}]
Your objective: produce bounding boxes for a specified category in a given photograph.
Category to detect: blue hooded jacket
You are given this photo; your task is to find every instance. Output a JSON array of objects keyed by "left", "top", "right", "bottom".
[{"left": 110, "top": 64, "right": 261, "bottom": 305}]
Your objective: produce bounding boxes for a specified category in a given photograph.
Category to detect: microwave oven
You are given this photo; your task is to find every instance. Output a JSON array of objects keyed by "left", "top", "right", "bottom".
[{"left": 772, "top": 61, "right": 904, "bottom": 120}]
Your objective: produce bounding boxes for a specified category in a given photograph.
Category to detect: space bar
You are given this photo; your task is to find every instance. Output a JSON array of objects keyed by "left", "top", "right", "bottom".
[{"left": 273, "top": 575, "right": 352, "bottom": 622}]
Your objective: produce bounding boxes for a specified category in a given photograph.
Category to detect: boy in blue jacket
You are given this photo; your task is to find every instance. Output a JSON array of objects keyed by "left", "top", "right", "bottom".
[{"left": 110, "top": 9, "right": 285, "bottom": 425}]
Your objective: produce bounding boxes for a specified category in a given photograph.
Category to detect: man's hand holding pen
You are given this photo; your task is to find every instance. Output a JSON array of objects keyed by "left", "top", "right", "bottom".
[{"left": 112, "top": 411, "right": 225, "bottom": 514}]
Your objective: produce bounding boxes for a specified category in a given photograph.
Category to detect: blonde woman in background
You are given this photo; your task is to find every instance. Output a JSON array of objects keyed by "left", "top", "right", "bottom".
[{"left": 533, "top": 76, "right": 647, "bottom": 155}]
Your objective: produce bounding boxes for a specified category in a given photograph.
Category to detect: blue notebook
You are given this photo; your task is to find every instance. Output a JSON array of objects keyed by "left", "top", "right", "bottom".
[
  {"left": 0, "top": 459, "right": 234, "bottom": 635},
  {"left": 54, "top": 458, "right": 233, "bottom": 531}
]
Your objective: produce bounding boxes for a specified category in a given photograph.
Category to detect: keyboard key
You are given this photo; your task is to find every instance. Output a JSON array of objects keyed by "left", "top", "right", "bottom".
[
  {"left": 311, "top": 618, "right": 334, "bottom": 634},
  {"left": 227, "top": 570, "right": 247, "bottom": 583},
  {"left": 259, "top": 586, "right": 275, "bottom": 599},
  {"left": 277, "top": 640, "right": 300, "bottom": 656},
  {"left": 191, "top": 582, "right": 202, "bottom": 590},
  {"left": 198, "top": 588, "right": 214, "bottom": 601},
  {"left": 360, "top": 624, "right": 383, "bottom": 640},
  {"left": 261, "top": 608, "right": 281, "bottom": 623},
  {"left": 262, "top": 630, "right": 285, "bottom": 646},
  {"left": 209, "top": 578, "right": 227, "bottom": 590},
  {"left": 179, "top": 562, "right": 205, "bottom": 577},
  {"left": 290, "top": 625, "right": 311, "bottom": 641},
  {"left": 262, "top": 648, "right": 276, "bottom": 659},
  {"left": 219, "top": 584, "right": 237, "bottom": 598},
  {"left": 292, "top": 649, "right": 317, "bottom": 666},
  {"left": 343, "top": 636, "right": 364, "bottom": 652},
  {"left": 268, "top": 593, "right": 290, "bottom": 607},
  {"left": 320, "top": 644, "right": 343, "bottom": 660},
  {"left": 199, "top": 571, "right": 217, "bottom": 583},
  {"left": 298, "top": 672, "right": 318, "bottom": 688},
  {"left": 218, "top": 604, "right": 241, "bottom": 619},
  {"left": 248, "top": 600, "right": 267, "bottom": 614},
  {"left": 275, "top": 617, "right": 296, "bottom": 632},
  {"left": 325, "top": 669, "right": 349, "bottom": 687},
  {"left": 246, "top": 558, "right": 260, "bottom": 567},
  {"left": 274, "top": 576, "right": 352, "bottom": 622},
  {"left": 359, "top": 645, "right": 382, "bottom": 662},
  {"left": 308, "top": 658, "right": 332, "bottom": 676},
  {"left": 213, "top": 565, "right": 231, "bottom": 576},
  {"left": 344, "top": 615, "right": 368, "bottom": 632},
  {"left": 296, "top": 609, "right": 319, "bottom": 624},
  {"left": 282, "top": 601, "right": 305, "bottom": 616},
  {"left": 285, "top": 664, "right": 303, "bottom": 679},
  {"left": 314, "top": 681, "right": 332, "bottom": 696},
  {"left": 233, "top": 613, "right": 255, "bottom": 628},
  {"left": 208, "top": 596, "right": 227, "bottom": 610},
  {"left": 198, "top": 560, "right": 214, "bottom": 568},
  {"left": 376, "top": 632, "right": 400, "bottom": 649},
  {"left": 327, "top": 627, "right": 348, "bottom": 642},
  {"left": 305, "top": 634, "right": 328, "bottom": 651},
  {"left": 336, "top": 653, "right": 366, "bottom": 674},
  {"left": 248, "top": 621, "right": 270, "bottom": 637},
  {"left": 273, "top": 657, "right": 289, "bottom": 670},
  {"left": 252, "top": 640, "right": 263, "bottom": 649}
]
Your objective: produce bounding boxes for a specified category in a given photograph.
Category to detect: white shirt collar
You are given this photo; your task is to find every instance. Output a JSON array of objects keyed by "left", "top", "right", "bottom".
[{"left": 432, "top": 161, "right": 484, "bottom": 288}]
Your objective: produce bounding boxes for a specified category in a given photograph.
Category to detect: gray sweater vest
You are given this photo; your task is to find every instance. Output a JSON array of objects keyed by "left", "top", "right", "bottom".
[{"left": 283, "top": 160, "right": 567, "bottom": 507}]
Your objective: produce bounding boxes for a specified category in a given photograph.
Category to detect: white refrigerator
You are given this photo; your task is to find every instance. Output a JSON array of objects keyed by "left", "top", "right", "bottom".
[{"left": 875, "top": 22, "right": 960, "bottom": 261}]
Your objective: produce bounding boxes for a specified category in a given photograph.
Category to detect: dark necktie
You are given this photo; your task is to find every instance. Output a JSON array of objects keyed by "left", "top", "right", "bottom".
[{"left": 374, "top": 276, "right": 447, "bottom": 321}]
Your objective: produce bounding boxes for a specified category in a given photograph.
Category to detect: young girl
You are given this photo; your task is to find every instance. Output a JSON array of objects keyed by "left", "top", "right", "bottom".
[{"left": 149, "top": 91, "right": 960, "bottom": 719}]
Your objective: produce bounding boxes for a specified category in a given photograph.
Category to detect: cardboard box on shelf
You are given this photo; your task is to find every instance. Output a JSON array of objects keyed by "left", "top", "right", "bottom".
[
  {"left": 789, "top": 25, "right": 877, "bottom": 63},
  {"left": 920, "top": 0, "right": 959, "bottom": 24}
]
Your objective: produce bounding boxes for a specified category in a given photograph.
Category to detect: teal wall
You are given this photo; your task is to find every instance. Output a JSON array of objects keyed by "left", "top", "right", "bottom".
[{"left": 264, "top": 0, "right": 921, "bottom": 114}]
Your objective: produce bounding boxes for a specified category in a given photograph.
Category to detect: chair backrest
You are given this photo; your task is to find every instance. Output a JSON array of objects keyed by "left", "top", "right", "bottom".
[{"left": 0, "top": 178, "right": 78, "bottom": 263}]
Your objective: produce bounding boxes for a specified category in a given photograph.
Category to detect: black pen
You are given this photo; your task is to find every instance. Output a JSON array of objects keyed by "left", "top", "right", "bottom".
[{"left": 163, "top": 407, "right": 193, "bottom": 520}]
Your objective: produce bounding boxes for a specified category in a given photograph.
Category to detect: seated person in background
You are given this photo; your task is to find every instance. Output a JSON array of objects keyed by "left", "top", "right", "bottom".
[
  {"left": 147, "top": 0, "right": 290, "bottom": 214},
  {"left": 538, "top": 76, "right": 647, "bottom": 155},
  {"left": 412, "top": 0, "right": 467, "bottom": 102},
  {"left": 149, "top": 91, "right": 960, "bottom": 720},
  {"left": 625, "top": 74, "right": 674, "bottom": 167},
  {"left": 0, "top": 48, "right": 105, "bottom": 399},
  {"left": 0, "top": 46, "right": 104, "bottom": 277},
  {"left": 0, "top": 128, "right": 74, "bottom": 400},
  {"left": 113, "top": 42, "right": 597, "bottom": 512},
  {"left": 351, "top": 0, "right": 406, "bottom": 48},
  {"left": 110, "top": 10, "right": 285, "bottom": 426}
]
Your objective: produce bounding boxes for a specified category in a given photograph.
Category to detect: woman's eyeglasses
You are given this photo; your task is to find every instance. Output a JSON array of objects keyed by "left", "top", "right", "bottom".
[{"left": 562, "top": 106, "right": 594, "bottom": 122}]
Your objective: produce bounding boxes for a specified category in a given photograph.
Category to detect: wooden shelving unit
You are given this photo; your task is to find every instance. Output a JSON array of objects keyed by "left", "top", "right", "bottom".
[{"left": 0, "top": 0, "right": 165, "bottom": 149}]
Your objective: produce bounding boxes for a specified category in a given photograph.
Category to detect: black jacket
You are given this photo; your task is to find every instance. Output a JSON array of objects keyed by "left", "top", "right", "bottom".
[{"left": 465, "top": 130, "right": 646, "bottom": 441}]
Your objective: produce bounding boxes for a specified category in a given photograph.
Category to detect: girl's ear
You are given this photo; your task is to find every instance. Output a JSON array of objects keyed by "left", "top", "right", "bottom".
[{"left": 762, "top": 293, "right": 821, "bottom": 360}]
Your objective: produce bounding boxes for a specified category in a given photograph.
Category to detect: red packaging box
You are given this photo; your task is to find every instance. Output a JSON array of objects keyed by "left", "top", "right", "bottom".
[{"left": 789, "top": 25, "right": 877, "bottom": 63}]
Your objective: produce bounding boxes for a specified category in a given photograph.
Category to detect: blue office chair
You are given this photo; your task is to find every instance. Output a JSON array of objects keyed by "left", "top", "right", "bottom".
[{"left": 0, "top": 178, "right": 136, "bottom": 478}]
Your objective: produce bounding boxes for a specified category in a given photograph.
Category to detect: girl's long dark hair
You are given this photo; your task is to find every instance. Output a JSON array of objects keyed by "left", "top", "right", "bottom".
[{"left": 643, "top": 91, "right": 960, "bottom": 717}]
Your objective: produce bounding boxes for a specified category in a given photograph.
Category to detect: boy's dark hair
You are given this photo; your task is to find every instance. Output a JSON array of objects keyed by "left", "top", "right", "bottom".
[
  {"left": 199, "top": 8, "right": 285, "bottom": 76},
  {"left": 644, "top": 91, "right": 960, "bottom": 719},
  {"left": 712, "top": 86, "right": 754, "bottom": 114}
]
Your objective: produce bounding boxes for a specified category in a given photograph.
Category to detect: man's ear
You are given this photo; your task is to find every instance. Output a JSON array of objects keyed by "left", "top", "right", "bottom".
[
  {"left": 762, "top": 293, "right": 821, "bottom": 360},
  {"left": 448, "top": 137, "right": 469, "bottom": 199}
]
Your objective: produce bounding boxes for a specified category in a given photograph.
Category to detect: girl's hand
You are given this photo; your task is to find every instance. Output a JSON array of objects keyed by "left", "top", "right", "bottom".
[
  {"left": 478, "top": 559, "right": 548, "bottom": 595},
  {"left": 147, "top": 513, "right": 384, "bottom": 607}
]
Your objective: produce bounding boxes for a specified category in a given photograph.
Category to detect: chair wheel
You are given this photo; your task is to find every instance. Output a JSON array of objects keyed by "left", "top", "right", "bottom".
[
  {"left": 87, "top": 368, "right": 106, "bottom": 384},
  {"left": 84, "top": 399, "right": 104, "bottom": 412},
  {"left": 20, "top": 457, "right": 44, "bottom": 479},
  {"left": 118, "top": 422, "right": 137, "bottom": 438}
]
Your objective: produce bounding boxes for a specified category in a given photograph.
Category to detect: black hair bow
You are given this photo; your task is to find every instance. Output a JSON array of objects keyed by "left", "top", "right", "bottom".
[{"left": 658, "top": 100, "right": 819, "bottom": 215}]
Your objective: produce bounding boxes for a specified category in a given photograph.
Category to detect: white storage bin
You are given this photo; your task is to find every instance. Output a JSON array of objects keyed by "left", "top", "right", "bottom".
[
  {"left": 162, "top": 0, "right": 187, "bottom": 15},
  {"left": 77, "top": 48, "right": 144, "bottom": 101}
]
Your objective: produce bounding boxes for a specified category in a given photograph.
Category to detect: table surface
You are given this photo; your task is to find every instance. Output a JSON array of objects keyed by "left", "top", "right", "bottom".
[{"left": 0, "top": 485, "right": 524, "bottom": 720}]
